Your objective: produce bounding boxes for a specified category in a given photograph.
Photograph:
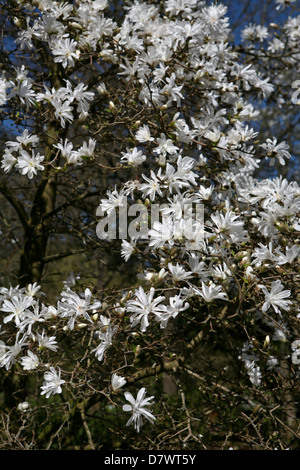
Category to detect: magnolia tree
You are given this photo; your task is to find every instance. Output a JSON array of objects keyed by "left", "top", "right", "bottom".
[{"left": 0, "top": 0, "right": 299, "bottom": 451}]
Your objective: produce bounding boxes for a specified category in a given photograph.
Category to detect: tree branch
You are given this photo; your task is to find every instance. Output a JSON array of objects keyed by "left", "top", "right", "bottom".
[{"left": 0, "top": 184, "right": 29, "bottom": 231}]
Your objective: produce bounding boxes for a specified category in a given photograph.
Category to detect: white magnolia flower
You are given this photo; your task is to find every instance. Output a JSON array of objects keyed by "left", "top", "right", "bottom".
[
  {"left": 168, "top": 263, "right": 193, "bottom": 282},
  {"left": 0, "top": 341, "right": 25, "bottom": 370},
  {"left": 260, "top": 138, "right": 291, "bottom": 166},
  {"left": 111, "top": 373, "right": 127, "bottom": 391},
  {"left": 78, "top": 138, "right": 96, "bottom": 158},
  {"left": 98, "top": 314, "right": 111, "bottom": 328},
  {"left": 245, "top": 266, "right": 258, "bottom": 282},
  {"left": 154, "top": 294, "right": 189, "bottom": 329},
  {"left": 123, "top": 387, "right": 156, "bottom": 432},
  {"left": 54, "top": 138, "right": 75, "bottom": 160},
  {"left": 34, "top": 13, "right": 66, "bottom": 41},
  {"left": 99, "top": 187, "right": 127, "bottom": 215},
  {"left": 125, "top": 286, "right": 166, "bottom": 332},
  {"left": 242, "top": 23, "right": 269, "bottom": 42},
  {"left": 246, "top": 360, "right": 262, "bottom": 387},
  {"left": 0, "top": 294, "right": 33, "bottom": 326},
  {"left": 259, "top": 280, "right": 292, "bottom": 314},
  {"left": 148, "top": 217, "right": 176, "bottom": 249},
  {"left": 72, "top": 82, "right": 95, "bottom": 114},
  {"left": 120, "top": 147, "right": 146, "bottom": 167},
  {"left": 209, "top": 262, "right": 232, "bottom": 281},
  {"left": 40, "top": 366, "right": 65, "bottom": 399},
  {"left": 17, "top": 401, "right": 30, "bottom": 412},
  {"left": 20, "top": 350, "right": 39, "bottom": 370},
  {"left": 137, "top": 268, "right": 167, "bottom": 283},
  {"left": 139, "top": 169, "right": 165, "bottom": 201},
  {"left": 239, "top": 342, "right": 262, "bottom": 386},
  {"left": 251, "top": 242, "right": 278, "bottom": 267},
  {"left": 8, "top": 75, "right": 36, "bottom": 106},
  {"left": 36, "top": 330, "right": 58, "bottom": 351},
  {"left": 197, "top": 184, "right": 214, "bottom": 201},
  {"left": 16, "top": 150, "right": 45, "bottom": 179},
  {"left": 52, "top": 97, "right": 74, "bottom": 128},
  {"left": 161, "top": 73, "right": 184, "bottom": 106},
  {"left": 273, "top": 245, "right": 300, "bottom": 265},
  {"left": 25, "top": 282, "right": 42, "bottom": 298},
  {"left": 92, "top": 325, "right": 118, "bottom": 362},
  {"left": 50, "top": 36, "right": 80, "bottom": 68},
  {"left": 121, "top": 239, "right": 136, "bottom": 262},
  {"left": 135, "top": 124, "right": 154, "bottom": 143},
  {"left": 1, "top": 149, "right": 17, "bottom": 173},
  {"left": 266, "top": 356, "right": 279, "bottom": 371},
  {"left": 194, "top": 282, "right": 228, "bottom": 302},
  {"left": 210, "top": 210, "right": 248, "bottom": 244},
  {"left": 17, "top": 301, "right": 46, "bottom": 338},
  {"left": 272, "top": 327, "right": 288, "bottom": 342},
  {"left": 188, "top": 254, "right": 209, "bottom": 279},
  {"left": 6, "top": 129, "right": 39, "bottom": 151},
  {"left": 59, "top": 287, "right": 102, "bottom": 330}
]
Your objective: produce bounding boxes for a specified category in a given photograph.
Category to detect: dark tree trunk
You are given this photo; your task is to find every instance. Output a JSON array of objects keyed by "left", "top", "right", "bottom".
[{"left": 18, "top": 121, "right": 58, "bottom": 286}]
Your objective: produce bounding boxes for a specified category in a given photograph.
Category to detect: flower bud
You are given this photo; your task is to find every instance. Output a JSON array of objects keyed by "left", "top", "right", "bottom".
[
  {"left": 17, "top": 401, "right": 29, "bottom": 412},
  {"left": 109, "top": 101, "right": 116, "bottom": 112}
]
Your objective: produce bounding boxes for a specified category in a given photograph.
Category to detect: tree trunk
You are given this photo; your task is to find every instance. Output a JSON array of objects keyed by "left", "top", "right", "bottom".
[{"left": 18, "top": 121, "right": 58, "bottom": 286}]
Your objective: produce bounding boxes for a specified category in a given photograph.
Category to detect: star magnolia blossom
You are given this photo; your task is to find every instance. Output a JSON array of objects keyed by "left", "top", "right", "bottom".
[
  {"left": 40, "top": 367, "right": 65, "bottom": 399},
  {"left": 111, "top": 373, "right": 127, "bottom": 391},
  {"left": 58, "top": 287, "right": 102, "bottom": 331},
  {"left": 123, "top": 388, "right": 156, "bottom": 432},
  {"left": 15, "top": 150, "right": 45, "bottom": 179},
  {"left": 259, "top": 280, "right": 292, "bottom": 314},
  {"left": 125, "top": 286, "right": 166, "bottom": 332},
  {"left": 193, "top": 282, "right": 228, "bottom": 303},
  {"left": 92, "top": 325, "right": 118, "bottom": 362},
  {"left": 20, "top": 350, "right": 39, "bottom": 370},
  {"left": 50, "top": 36, "right": 80, "bottom": 68}
]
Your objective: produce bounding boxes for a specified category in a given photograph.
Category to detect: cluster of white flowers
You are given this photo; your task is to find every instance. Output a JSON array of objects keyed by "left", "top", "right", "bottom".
[
  {"left": 0, "top": 280, "right": 154, "bottom": 431},
  {"left": 1, "top": 129, "right": 44, "bottom": 179},
  {"left": 0, "top": 0, "right": 299, "bottom": 441},
  {"left": 36, "top": 80, "right": 95, "bottom": 128},
  {"left": 0, "top": 282, "right": 103, "bottom": 398}
]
